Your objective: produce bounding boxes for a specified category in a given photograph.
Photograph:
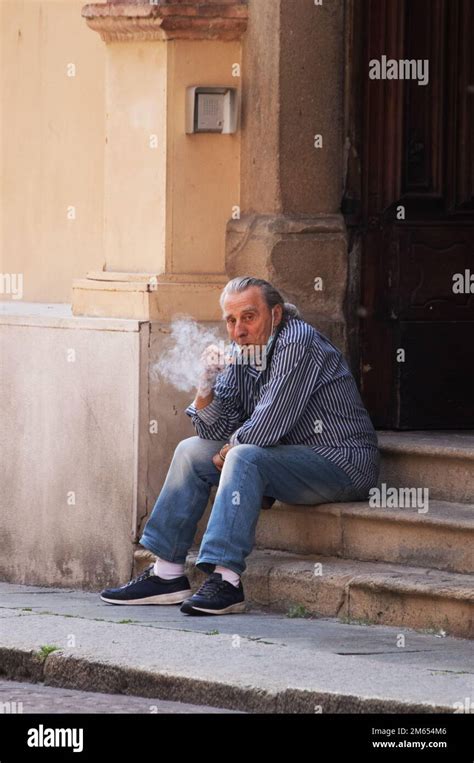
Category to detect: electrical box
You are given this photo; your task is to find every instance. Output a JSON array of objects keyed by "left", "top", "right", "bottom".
[{"left": 186, "top": 86, "right": 239, "bottom": 134}]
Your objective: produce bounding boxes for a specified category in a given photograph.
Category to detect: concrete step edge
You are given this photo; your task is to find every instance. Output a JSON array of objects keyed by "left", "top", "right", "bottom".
[
  {"left": 237, "top": 549, "right": 474, "bottom": 599},
  {"left": 136, "top": 547, "right": 474, "bottom": 600},
  {"left": 183, "top": 549, "right": 474, "bottom": 637},
  {"left": 254, "top": 504, "right": 474, "bottom": 574},
  {"left": 0, "top": 646, "right": 460, "bottom": 715},
  {"left": 268, "top": 500, "right": 474, "bottom": 529},
  {"left": 378, "top": 431, "right": 474, "bottom": 461}
]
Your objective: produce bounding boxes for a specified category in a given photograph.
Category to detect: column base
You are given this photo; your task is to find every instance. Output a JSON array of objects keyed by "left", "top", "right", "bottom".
[{"left": 72, "top": 272, "right": 228, "bottom": 320}]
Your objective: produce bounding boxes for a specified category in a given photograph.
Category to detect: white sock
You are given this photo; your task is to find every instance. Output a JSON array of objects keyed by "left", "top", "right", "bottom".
[
  {"left": 153, "top": 556, "right": 185, "bottom": 580},
  {"left": 215, "top": 565, "right": 241, "bottom": 587}
]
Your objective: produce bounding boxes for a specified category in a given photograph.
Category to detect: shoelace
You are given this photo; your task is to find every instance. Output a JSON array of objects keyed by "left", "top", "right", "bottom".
[
  {"left": 195, "top": 575, "right": 230, "bottom": 600},
  {"left": 123, "top": 564, "right": 155, "bottom": 588}
]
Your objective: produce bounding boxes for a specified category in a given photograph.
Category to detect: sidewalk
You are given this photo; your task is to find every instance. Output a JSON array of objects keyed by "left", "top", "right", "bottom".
[{"left": 0, "top": 581, "right": 472, "bottom": 714}]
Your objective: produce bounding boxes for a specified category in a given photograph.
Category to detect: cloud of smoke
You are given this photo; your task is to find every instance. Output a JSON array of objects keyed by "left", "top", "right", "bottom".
[{"left": 151, "top": 317, "right": 228, "bottom": 393}]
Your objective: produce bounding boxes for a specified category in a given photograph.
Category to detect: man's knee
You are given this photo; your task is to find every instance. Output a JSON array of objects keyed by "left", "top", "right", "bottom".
[
  {"left": 175, "top": 435, "right": 200, "bottom": 450},
  {"left": 224, "top": 443, "right": 263, "bottom": 466},
  {"left": 173, "top": 436, "right": 221, "bottom": 464},
  {"left": 174, "top": 436, "right": 204, "bottom": 459}
]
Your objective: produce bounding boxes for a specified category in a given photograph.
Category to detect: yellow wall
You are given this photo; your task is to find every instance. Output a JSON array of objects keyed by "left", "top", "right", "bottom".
[
  {"left": 166, "top": 39, "right": 241, "bottom": 276},
  {"left": 0, "top": 0, "right": 105, "bottom": 303},
  {"left": 95, "top": 37, "right": 241, "bottom": 278},
  {"left": 104, "top": 40, "right": 168, "bottom": 274},
  {"left": 0, "top": 2, "right": 241, "bottom": 304}
]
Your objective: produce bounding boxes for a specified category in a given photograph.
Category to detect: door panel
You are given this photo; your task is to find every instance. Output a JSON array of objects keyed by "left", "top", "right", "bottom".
[{"left": 359, "top": 0, "right": 474, "bottom": 428}]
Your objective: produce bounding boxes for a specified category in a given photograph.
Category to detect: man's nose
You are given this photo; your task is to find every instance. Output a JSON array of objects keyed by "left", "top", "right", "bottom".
[{"left": 234, "top": 319, "right": 246, "bottom": 337}]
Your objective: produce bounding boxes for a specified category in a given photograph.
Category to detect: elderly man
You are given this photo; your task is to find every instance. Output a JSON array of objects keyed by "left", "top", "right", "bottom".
[{"left": 100, "top": 276, "right": 380, "bottom": 615}]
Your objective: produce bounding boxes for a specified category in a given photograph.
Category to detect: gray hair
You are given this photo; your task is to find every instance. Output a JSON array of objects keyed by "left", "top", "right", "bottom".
[{"left": 219, "top": 276, "right": 301, "bottom": 324}]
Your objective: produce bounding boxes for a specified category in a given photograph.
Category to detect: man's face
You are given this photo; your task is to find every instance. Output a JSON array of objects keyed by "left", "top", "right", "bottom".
[{"left": 222, "top": 286, "right": 282, "bottom": 347}]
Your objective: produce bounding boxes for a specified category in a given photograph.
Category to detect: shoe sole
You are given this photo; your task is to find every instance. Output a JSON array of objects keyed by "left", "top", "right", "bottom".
[
  {"left": 100, "top": 589, "right": 192, "bottom": 605},
  {"left": 180, "top": 601, "right": 246, "bottom": 615}
]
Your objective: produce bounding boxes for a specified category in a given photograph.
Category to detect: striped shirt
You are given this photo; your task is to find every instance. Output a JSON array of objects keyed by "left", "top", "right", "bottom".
[{"left": 185, "top": 317, "right": 380, "bottom": 490}]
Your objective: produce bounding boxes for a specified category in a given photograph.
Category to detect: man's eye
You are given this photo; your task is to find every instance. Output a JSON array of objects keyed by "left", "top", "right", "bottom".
[{"left": 227, "top": 315, "right": 255, "bottom": 324}]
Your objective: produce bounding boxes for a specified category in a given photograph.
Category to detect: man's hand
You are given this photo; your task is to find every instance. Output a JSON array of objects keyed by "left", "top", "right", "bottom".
[
  {"left": 197, "top": 344, "right": 227, "bottom": 398},
  {"left": 212, "top": 443, "right": 233, "bottom": 471}
]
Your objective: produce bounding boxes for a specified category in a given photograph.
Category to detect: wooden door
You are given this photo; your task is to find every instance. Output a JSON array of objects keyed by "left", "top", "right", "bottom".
[{"left": 359, "top": 0, "right": 474, "bottom": 428}]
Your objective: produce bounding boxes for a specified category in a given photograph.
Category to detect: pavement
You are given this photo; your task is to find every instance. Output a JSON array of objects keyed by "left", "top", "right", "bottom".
[
  {"left": 0, "top": 581, "right": 473, "bottom": 714},
  {"left": 0, "top": 678, "right": 240, "bottom": 713}
]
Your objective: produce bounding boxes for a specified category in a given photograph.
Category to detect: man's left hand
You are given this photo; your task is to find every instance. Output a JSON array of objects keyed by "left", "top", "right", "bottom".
[{"left": 212, "top": 443, "right": 233, "bottom": 471}]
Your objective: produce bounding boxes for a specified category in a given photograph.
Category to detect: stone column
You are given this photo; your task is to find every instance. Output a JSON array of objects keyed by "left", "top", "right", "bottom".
[
  {"left": 72, "top": 0, "right": 248, "bottom": 320},
  {"left": 226, "top": 0, "right": 348, "bottom": 350}
]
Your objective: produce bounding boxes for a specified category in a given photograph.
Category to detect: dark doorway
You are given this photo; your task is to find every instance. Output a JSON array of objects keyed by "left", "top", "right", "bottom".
[{"left": 355, "top": 0, "right": 474, "bottom": 429}]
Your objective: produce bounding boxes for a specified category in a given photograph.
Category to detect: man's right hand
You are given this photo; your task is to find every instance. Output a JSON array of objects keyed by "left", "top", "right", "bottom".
[{"left": 196, "top": 343, "right": 226, "bottom": 399}]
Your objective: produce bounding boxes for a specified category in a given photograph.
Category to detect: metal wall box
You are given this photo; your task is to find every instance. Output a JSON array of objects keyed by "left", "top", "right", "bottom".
[{"left": 185, "top": 86, "right": 239, "bottom": 134}]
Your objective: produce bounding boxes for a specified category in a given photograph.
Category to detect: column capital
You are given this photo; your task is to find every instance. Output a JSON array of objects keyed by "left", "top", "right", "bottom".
[{"left": 81, "top": 0, "right": 249, "bottom": 42}]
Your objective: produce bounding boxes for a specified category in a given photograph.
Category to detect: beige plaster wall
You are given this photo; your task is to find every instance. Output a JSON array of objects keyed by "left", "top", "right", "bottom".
[
  {"left": 0, "top": 307, "right": 229, "bottom": 588},
  {"left": 0, "top": 0, "right": 106, "bottom": 303},
  {"left": 1, "top": 3, "right": 241, "bottom": 303},
  {"left": 0, "top": 310, "right": 148, "bottom": 589},
  {"left": 104, "top": 40, "right": 168, "bottom": 274},
  {"left": 165, "top": 40, "right": 241, "bottom": 277}
]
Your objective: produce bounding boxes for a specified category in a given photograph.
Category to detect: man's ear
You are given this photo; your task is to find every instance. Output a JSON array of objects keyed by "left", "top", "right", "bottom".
[{"left": 274, "top": 303, "right": 283, "bottom": 327}]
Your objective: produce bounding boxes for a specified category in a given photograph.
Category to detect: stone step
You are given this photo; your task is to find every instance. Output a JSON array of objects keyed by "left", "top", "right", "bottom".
[
  {"left": 378, "top": 431, "right": 474, "bottom": 503},
  {"left": 134, "top": 547, "right": 474, "bottom": 639},
  {"left": 254, "top": 499, "right": 474, "bottom": 575},
  {"left": 186, "top": 549, "right": 474, "bottom": 640}
]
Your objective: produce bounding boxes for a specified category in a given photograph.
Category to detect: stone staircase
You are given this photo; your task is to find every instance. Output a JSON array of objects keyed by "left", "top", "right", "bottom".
[{"left": 135, "top": 432, "right": 474, "bottom": 639}]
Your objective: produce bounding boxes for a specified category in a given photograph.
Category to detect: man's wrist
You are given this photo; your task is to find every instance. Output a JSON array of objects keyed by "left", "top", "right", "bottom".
[
  {"left": 228, "top": 430, "right": 240, "bottom": 447},
  {"left": 218, "top": 443, "right": 232, "bottom": 461},
  {"left": 194, "top": 388, "right": 214, "bottom": 409}
]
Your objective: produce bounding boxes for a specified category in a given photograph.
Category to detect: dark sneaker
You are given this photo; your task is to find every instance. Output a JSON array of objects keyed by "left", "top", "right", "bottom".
[
  {"left": 100, "top": 563, "right": 192, "bottom": 605},
  {"left": 180, "top": 572, "right": 246, "bottom": 616}
]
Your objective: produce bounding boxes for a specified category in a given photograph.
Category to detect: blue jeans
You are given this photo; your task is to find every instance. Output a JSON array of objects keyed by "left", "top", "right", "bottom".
[{"left": 139, "top": 436, "right": 369, "bottom": 577}]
